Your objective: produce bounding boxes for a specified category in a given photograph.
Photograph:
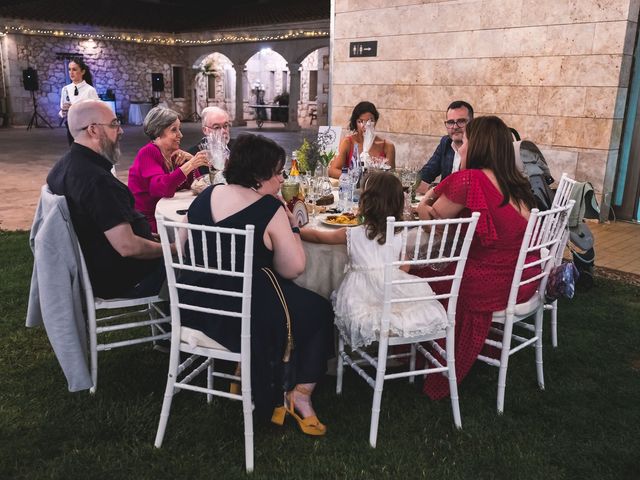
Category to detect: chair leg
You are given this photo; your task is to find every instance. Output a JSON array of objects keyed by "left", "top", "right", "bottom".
[
  {"left": 535, "top": 310, "right": 545, "bottom": 390},
  {"left": 154, "top": 334, "right": 181, "bottom": 448},
  {"left": 148, "top": 301, "right": 165, "bottom": 348},
  {"left": 242, "top": 381, "right": 254, "bottom": 472},
  {"left": 550, "top": 300, "right": 558, "bottom": 348},
  {"left": 409, "top": 344, "right": 417, "bottom": 384},
  {"left": 336, "top": 333, "right": 345, "bottom": 395},
  {"left": 369, "top": 340, "right": 389, "bottom": 448},
  {"left": 445, "top": 334, "right": 462, "bottom": 429},
  {"left": 207, "top": 361, "right": 213, "bottom": 404},
  {"left": 496, "top": 317, "right": 514, "bottom": 414},
  {"left": 88, "top": 309, "right": 98, "bottom": 394}
]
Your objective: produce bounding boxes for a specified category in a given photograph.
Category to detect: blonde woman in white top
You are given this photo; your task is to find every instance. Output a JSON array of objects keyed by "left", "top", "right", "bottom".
[{"left": 60, "top": 58, "right": 99, "bottom": 144}]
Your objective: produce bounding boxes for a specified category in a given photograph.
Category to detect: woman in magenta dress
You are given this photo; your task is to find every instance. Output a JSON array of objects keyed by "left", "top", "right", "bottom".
[
  {"left": 415, "top": 116, "right": 539, "bottom": 400},
  {"left": 128, "top": 107, "right": 210, "bottom": 232}
]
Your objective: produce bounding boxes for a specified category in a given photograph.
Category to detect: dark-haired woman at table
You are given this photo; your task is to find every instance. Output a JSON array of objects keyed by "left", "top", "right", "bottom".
[
  {"left": 179, "top": 133, "right": 333, "bottom": 435},
  {"left": 328, "top": 101, "right": 395, "bottom": 178}
]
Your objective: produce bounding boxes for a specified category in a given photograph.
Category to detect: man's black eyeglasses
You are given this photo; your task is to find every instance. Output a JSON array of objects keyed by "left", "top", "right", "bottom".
[
  {"left": 444, "top": 119, "right": 468, "bottom": 129},
  {"left": 81, "top": 119, "right": 122, "bottom": 130}
]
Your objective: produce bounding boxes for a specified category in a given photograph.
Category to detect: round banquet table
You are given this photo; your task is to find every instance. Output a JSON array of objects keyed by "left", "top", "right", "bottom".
[{"left": 155, "top": 190, "right": 348, "bottom": 299}]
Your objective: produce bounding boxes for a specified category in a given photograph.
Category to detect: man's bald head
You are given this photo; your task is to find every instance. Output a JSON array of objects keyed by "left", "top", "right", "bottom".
[{"left": 68, "top": 100, "right": 113, "bottom": 139}]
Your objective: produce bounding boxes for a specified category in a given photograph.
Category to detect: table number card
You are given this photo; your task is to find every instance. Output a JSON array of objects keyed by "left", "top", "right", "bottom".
[{"left": 292, "top": 200, "right": 309, "bottom": 227}]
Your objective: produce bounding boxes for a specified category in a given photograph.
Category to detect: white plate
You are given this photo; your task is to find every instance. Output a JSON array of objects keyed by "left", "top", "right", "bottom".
[{"left": 319, "top": 214, "right": 361, "bottom": 227}]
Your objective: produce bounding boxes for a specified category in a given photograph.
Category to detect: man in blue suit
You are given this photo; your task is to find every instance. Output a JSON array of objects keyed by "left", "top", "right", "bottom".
[{"left": 417, "top": 100, "right": 474, "bottom": 194}]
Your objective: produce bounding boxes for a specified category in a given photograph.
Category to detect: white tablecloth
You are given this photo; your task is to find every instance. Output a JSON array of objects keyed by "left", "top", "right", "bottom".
[
  {"left": 155, "top": 191, "right": 348, "bottom": 298},
  {"left": 128, "top": 102, "right": 153, "bottom": 125}
]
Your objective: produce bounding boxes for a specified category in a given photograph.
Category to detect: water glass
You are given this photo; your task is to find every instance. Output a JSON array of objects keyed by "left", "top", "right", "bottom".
[{"left": 307, "top": 177, "right": 322, "bottom": 223}]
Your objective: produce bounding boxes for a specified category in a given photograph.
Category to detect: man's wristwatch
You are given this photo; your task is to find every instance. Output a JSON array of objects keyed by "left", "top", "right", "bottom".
[{"left": 291, "top": 226, "right": 301, "bottom": 234}]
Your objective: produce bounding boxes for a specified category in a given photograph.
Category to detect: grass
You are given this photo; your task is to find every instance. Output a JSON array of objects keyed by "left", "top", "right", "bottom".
[{"left": 1, "top": 229, "right": 639, "bottom": 479}]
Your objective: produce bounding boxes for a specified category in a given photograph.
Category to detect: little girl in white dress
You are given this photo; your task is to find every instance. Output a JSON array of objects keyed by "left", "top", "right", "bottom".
[{"left": 301, "top": 172, "right": 447, "bottom": 348}]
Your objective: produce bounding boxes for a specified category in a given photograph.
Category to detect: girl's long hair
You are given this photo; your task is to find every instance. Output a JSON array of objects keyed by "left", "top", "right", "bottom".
[
  {"left": 359, "top": 171, "right": 404, "bottom": 245},
  {"left": 465, "top": 116, "right": 536, "bottom": 210}
]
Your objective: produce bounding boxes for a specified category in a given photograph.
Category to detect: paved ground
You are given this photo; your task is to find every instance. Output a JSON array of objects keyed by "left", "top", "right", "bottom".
[
  {"left": 0, "top": 121, "right": 313, "bottom": 231},
  {"left": 1, "top": 121, "right": 638, "bottom": 279}
]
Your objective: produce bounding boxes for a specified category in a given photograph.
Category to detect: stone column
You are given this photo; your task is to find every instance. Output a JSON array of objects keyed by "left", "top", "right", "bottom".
[
  {"left": 286, "top": 62, "right": 301, "bottom": 131},
  {"left": 232, "top": 64, "right": 246, "bottom": 127}
]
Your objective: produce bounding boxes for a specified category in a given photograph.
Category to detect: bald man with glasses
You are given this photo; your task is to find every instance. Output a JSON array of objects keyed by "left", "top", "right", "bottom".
[
  {"left": 416, "top": 100, "right": 474, "bottom": 194},
  {"left": 47, "top": 100, "right": 171, "bottom": 299}
]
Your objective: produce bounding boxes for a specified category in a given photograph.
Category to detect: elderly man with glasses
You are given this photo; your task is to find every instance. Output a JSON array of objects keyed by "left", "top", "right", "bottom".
[
  {"left": 187, "top": 106, "right": 233, "bottom": 156},
  {"left": 47, "top": 100, "right": 170, "bottom": 299},
  {"left": 416, "top": 100, "right": 474, "bottom": 194}
]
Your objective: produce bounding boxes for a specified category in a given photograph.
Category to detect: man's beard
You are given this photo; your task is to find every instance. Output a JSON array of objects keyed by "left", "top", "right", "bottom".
[{"left": 99, "top": 133, "right": 121, "bottom": 165}]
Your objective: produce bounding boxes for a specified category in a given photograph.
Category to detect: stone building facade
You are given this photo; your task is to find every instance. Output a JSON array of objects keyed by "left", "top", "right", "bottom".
[
  {"left": 1, "top": 33, "right": 192, "bottom": 125},
  {"left": 0, "top": 21, "right": 329, "bottom": 130},
  {"left": 331, "top": 0, "right": 640, "bottom": 218}
]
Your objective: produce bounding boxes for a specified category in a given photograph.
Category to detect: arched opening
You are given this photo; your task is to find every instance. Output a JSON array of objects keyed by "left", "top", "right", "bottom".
[
  {"left": 299, "top": 46, "right": 329, "bottom": 126},
  {"left": 244, "top": 48, "right": 289, "bottom": 126},
  {"left": 194, "top": 52, "right": 234, "bottom": 119}
]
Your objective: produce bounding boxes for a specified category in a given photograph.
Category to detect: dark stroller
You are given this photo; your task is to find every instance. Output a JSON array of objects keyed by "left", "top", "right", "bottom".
[{"left": 513, "top": 134, "right": 599, "bottom": 289}]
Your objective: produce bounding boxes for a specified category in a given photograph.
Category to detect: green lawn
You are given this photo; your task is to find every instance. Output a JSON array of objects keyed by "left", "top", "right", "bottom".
[{"left": 1, "top": 230, "right": 639, "bottom": 479}]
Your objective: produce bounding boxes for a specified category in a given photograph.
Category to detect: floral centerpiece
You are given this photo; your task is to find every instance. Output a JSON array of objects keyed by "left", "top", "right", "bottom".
[{"left": 296, "top": 129, "right": 336, "bottom": 175}]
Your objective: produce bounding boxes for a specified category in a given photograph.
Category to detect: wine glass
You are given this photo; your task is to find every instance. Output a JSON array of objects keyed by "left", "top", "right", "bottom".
[
  {"left": 307, "top": 177, "right": 321, "bottom": 224},
  {"left": 396, "top": 169, "right": 417, "bottom": 219}
]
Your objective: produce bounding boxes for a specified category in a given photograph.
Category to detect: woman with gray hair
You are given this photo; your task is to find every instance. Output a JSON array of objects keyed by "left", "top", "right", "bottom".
[{"left": 128, "top": 106, "right": 210, "bottom": 232}]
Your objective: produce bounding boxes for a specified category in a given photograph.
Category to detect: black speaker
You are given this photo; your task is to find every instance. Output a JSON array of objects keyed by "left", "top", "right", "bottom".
[
  {"left": 151, "top": 73, "right": 164, "bottom": 92},
  {"left": 23, "top": 68, "right": 39, "bottom": 91}
]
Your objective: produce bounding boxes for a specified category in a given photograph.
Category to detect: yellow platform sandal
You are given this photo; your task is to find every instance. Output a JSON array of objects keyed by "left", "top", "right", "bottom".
[{"left": 285, "top": 385, "right": 326, "bottom": 436}]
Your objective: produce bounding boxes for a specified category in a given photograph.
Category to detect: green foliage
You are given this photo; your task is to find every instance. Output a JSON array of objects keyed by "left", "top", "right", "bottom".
[
  {"left": 319, "top": 149, "right": 336, "bottom": 167},
  {"left": 296, "top": 138, "right": 319, "bottom": 174},
  {"left": 2, "top": 230, "right": 639, "bottom": 479}
]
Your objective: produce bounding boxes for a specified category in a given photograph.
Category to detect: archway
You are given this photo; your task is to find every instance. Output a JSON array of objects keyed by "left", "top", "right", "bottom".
[
  {"left": 193, "top": 52, "right": 234, "bottom": 120},
  {"left": 299, "top": 46, "right": 329, "bottom": 126},
  {"left": 245, "top": 48, "right": 289, "bottom": 126}
]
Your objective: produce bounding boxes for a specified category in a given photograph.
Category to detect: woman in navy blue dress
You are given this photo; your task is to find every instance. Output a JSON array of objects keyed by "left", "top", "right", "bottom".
[{"left": 180, "top": 134, "right": 333, "bottom": 435}]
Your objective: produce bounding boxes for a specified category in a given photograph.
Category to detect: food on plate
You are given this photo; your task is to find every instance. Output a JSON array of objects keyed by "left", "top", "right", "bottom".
[{"left": 324, "top": 212, "right": 360, "bottom": 226}]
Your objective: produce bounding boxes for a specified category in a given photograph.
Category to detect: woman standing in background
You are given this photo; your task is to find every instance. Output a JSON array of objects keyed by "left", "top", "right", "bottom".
[{"left": 59, "top": 58, "right": 99, "bottom": 145}]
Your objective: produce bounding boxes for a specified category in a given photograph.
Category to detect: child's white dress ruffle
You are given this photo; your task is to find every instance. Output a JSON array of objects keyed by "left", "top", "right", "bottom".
[{"left": 332, "top": 226, "right": 448, "bottom": 348}]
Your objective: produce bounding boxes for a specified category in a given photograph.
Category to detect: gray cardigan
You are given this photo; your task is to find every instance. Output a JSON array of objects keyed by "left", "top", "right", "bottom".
[{"left": 26, "top": 185, "right": 92, "bottom": 391}]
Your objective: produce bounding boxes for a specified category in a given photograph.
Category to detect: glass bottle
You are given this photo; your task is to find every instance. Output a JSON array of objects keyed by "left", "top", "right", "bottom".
[{"left": 289, "top": 151, "right": 300, "bottom": 177}]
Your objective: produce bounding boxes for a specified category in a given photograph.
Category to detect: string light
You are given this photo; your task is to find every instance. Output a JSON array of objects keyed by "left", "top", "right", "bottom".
[{"left": 0, "top": 24, "right": 329, "bottom": 45}]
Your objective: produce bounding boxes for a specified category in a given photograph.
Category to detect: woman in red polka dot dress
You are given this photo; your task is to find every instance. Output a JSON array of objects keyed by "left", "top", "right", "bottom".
[{"left": 414, "top": 116, "right": 540, "bottom": 400}]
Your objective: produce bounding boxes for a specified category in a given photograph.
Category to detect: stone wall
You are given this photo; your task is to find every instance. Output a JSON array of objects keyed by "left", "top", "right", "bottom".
[
  {"left": 332, "top": 0, "right": 640, "bottom": 209},
  {"left": 3, "top": 33, "right": 192, "bottom": 126}
]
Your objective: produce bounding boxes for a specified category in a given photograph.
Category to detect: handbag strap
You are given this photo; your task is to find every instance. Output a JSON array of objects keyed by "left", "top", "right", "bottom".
[{"left": 261, "top": 267, "right": 294, "bottom": 362}]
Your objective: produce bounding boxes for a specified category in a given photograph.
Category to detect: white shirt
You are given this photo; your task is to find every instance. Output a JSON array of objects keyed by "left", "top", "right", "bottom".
[
  {"left": 451, "top": 142, "right": 461, "bottom": 174},
  {"left": 59, "top": 80, "right": 99, "bottom": 117}
]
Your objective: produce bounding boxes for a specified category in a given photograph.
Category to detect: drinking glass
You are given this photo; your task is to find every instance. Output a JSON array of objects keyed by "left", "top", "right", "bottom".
[
  {"left": 281, "top": 182, "right": 299, "bottom": 203},
  {"left": 307, "top": 177, "right": 321, "bottom": 223},
  {"left": 399, "top": 169, "right": 418, "bottom": 201}
]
